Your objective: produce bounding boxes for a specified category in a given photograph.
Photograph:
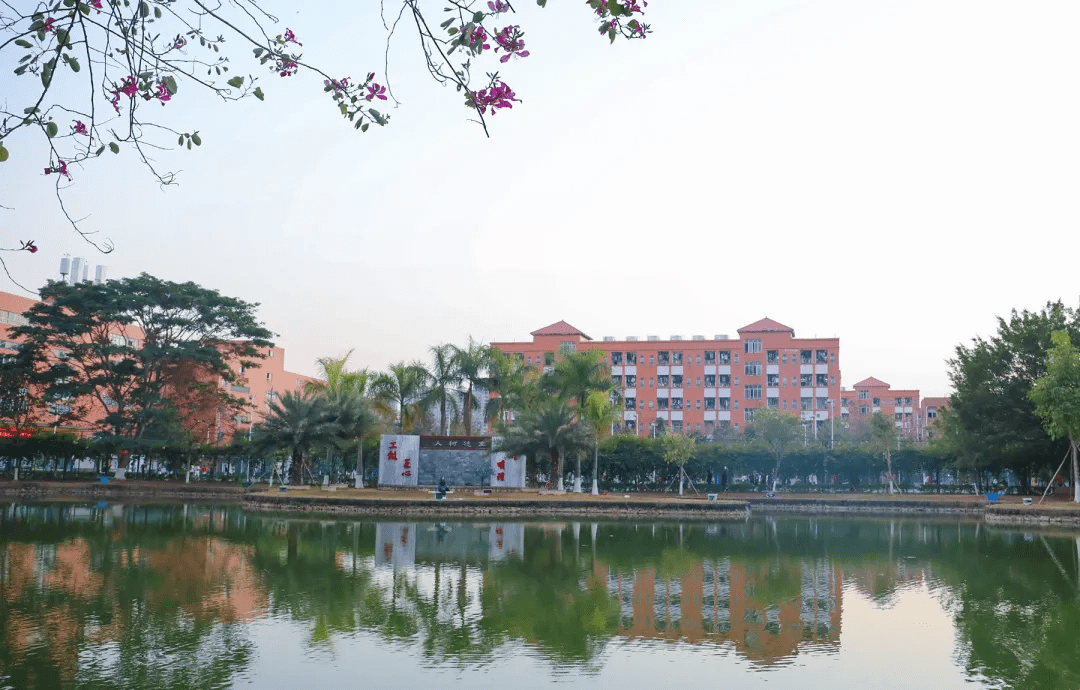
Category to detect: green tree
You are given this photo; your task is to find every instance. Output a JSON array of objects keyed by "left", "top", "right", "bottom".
[
  {"left": 495, "top": 397, "right": 590, "bottom": 491},
  {"left": 16, "top": 274, "right": 272, "bottom": 477},
  {"left": 373, "top": 361, "right": 431, "bottom": 434},
  {"left": 552, "top": 350, "right": 614, "bottom": 491},
  {"left": 581, "top": 389, "right": 621, "bottom": 495},
  {"left": 453, "top": 339, "right": 491, "bottom": 435},
  {"left": 946, "top": 301, "right": 1079, "bottom": 488},
  {"left": 869, "top": 411, "right": 899, "bottom": 493},
  {"left": 426, "top": 344, "right": 461, "bottom": 436},
  {"left": 751, "top": 409, "right": 803, "bottom": 493},
  {"left": 659, "top": 432, "right": 695, "bottom": 496},
  {"left": 252, "top": 391, "right": 340, "bottom": 485},
  {"left": 1029, "top": 330, "right": 1080, "bottom": 502},
  {"left": 305, "top": 350, "right": 380, "bottom": 488}
]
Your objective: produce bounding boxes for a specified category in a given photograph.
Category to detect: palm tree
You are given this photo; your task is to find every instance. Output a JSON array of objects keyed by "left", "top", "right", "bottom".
[
  {"left": 373, "top": 361, "right": 431, "bottom": 434},
  {"left": 495, "top": 397, "right": 590, "bottom": 491},
  {"left": 305, "top": 350, "right": 380, "bottom": 487},
  {"left": 483, "top": 349, "right": 538, "bottom": 429},
  {"left": 426, "top": 344, "right": 461, "bottom": 436},
  {"left": 252, "top": 391, "right": 340, "bottom": 485},
  {"left": 582, "top": 390, "right": 621, "bottom": 495},
  {"left": 552, "top": 350, "right": 615, "bottom": 491},
  {"left": 454, "top": 338, "right": 491, "bottom": 435}
]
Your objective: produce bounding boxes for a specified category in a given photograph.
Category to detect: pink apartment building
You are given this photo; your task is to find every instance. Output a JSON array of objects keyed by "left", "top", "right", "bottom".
[{"left": 491, "top": 318, "right": 842, "bottom": 437}]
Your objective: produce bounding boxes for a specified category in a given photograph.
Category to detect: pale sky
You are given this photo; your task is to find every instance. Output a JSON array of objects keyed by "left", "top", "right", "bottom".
[{"left": 3, "top": 0, "right": 1078, "bottom": 397}]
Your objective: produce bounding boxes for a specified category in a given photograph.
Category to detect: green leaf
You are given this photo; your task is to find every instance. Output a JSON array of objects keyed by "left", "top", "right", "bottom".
[
  {"left": 22, "top": 107, "right": 39, "bottom": 115},
  {"left": 190, "top": 133, "right": 201, "bottom": 146},
  {"left": 45, "top": 122, "right": 58, "bottom": 138},
  {"left": 0, "top": 145, "right": 8, "bottom": 163},
  {"left": 537, "top": 0, "right": 547, "bottom": 5},
  {"left": 227, "top": 75, "right": 244, "bottom": 88},
  {"left": 361, "top": 122, "right": 369, "bottom": 132},
  {"left": 14, "top": 65, "right": 28, "bottom": 76},
  {"left": 163, "top": 76, "right": 177, "bottom": 95},
  {"left": 14, "top": 39, "right": 32, "bottom": 48},
  {"left": 68, "top": 57, "right": 80, "bottom": 72},
  {"left": 252, "top": 47, "right": 263, "bottom": 57},
  {"left": 472, "top": 11, "right": 484, "bottom": 22},
  {"left": 108, "top": 142, "right": 119, "bottom": 154},
  {"left": 253, "top": 86, "right": 264, "bottom": 101},
  {"left": 139, "top": 1, "right": 149, "bottom": 18},
  {"left": 178, "top": 135, "right": 184, "bottom": 145},
  {"left": 440, "top": 18, "right": 454, "bottom": 29},
  {"left": 154, "top": 6, "right": 161, "bottom": 18},
  {"left": 94, "top": 145, "right": 104, "bottom": 155},
  {"left": 447, "top": 27, "right": 458, "bottom": 35}
]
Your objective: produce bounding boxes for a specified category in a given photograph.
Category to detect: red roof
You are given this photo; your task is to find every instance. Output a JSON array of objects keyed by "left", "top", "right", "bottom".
[
  {"left": 530, "top": 320, "right": 592, "bottom": 340},
  {"left": 854, "top": 376, "right": 891, "bottom": 388},
  {"left": 737, "top": 317, "right": 794, "bottom": 335}
]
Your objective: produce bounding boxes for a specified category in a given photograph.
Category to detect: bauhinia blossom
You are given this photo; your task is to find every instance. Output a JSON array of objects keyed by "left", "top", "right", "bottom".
[
  {"left": 467, "top": 80, "right": 520, "bottom": 115},
  {"left": 494, "top": 26, "right": 529, "bottom": 62},
  {"left": 283, "top": 28, "right": 302, "bottom": 46},
  {"left": 44, "top": 160, "right": 71, "bottom": 180},
  {"left": 278, "top": 59, "right": 298, "bottom": 77},
  {"left": 72, "top": 120, "right": 89, "bottom": 137},
  {"left": 153, "top": 80, "right": 171, "bottom": 104},
  {"left": 20, "top": 240, "right": 38, "bottom": 254},
  {"left": 487, "top": 0, "right": 509, "bottom": 14},
  {"left": 366, "top": 83, "right": 387, "bottom": 101},
  {"left": 42, "top": 17, "right": 56, "bottom": 33}
]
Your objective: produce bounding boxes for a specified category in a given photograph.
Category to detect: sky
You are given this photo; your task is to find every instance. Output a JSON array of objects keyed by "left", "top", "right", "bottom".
[{"left": 2, "top": 0, "right": 1079, "bottom": 397}]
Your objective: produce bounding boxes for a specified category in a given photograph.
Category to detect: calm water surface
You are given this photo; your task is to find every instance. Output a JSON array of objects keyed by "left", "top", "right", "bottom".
[{"left": 1, "top": 503, "right": 1079, "bottom": 689}]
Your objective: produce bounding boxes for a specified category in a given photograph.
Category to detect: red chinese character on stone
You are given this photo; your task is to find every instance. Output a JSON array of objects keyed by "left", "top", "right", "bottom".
[
  {"left": 402, "top": 470, "right": 412, "bottom": 477},
  {"left": 384, "top": 543, "right": 392, "bottom": 559},
  {"left": 387, "top": 450, "right": 397, "bottom": 460},
  {"left": 497, "top": 459, "right": 506, "bottom": 470},
  {"left": 403, "top": 458, "right": 411, "bottom": 468},
  {"left": 497, "top": 472, "right": 505, "bottom": 482},
  {"left": 389, "top": 441, "right": 397, "bottom": 449}
]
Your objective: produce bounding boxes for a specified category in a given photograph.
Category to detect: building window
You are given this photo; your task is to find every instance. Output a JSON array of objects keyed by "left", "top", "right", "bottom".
[
  {"left": 611, "top": 352, "right": 623, "bottom": 365},
  {"left": 718, "top": 351, "right": 731, "bottom": 365},
  {"left": 625, "top": 420, "right": 636, "bottom": 431},
  {"left": 639, "top": 400, "right": 644, "bottom": 409},
  {"left": 800, "top": 374, "right": 813, "bottom": 387},
  {"left": 704, "top": 351, "right": 716, "bottom": 364},
  {"left": 927, "top": 408, "right": 938, "bottom": 419},
  {"left": 745, "top": 339, "right": 762, "bottom": 354},
  {"left": 559, "top": 341, "right": 576, "bottom": 355},
  {"left": 872, "top": 398, "right": 880, "bottom": 406},
  {"left": 649, "top": 355, "right": 655, "bottom": 366},
  {"left": 269, "top": 348, "right": 274, "bottom": 358},
  {"left": 734, "top": 377, "right": 739, "bottom": 386},
  {"left": 704, "top": 375, "right": 716, "bottom": 387},
  {"left": 767, "top": 397, "right": 779, "bottom": 409},
  {"left": 649, "top": 377, "right": 654, "bottom": 388},
  {"left": 672, "top": 375, "right": 683, "bottom": 387},
  {"left": 704, "top": 421, "right": 715, "bottom": 435},
  {"left": 859, "top": 406, "right": 869, "bottom": 414},
  {"left": 672, "top": 421, "right": 683, "bottom": 433},
  {"left": 695, "top": 355, "right": 701, "bottom": 365},
  {"left": 527, "top": 356, "right": 532, "bottom": 365},
  {"left": 625, "top": 397, "right": 636, "bottom": 410},
  {"left": 695, "top": 399, "right": 701, "bottom": 410},
  {"left": 672, "top": 352, "right": 683, "bottom": 365},
  {"left": 266, "top": 373, "right": 273, "bottom": 381},
  {"left": 734, "top": 401, "right": 739, "bottom": 410},
  {"left": 800, "top": 350, "right": 812, "bottom": 364},
  {"left": 626, "top": 352, "right": 637, "bottom": 364},
  {"left": 904, "top": 397, "right": 912, "bottom": 405},
  {"left": 718, "top": 398, "right": 730, "bottom": 410},
  {"left": 612, "top": 375, "right": 623, "bottom": 387},
  {"left": 705, "top": 398, "right": 716, "bottom": 410},
  {"left": 895, "top": 412, "right": 903, "bottom": 421},
  {"left": 695, "top": 377, "right": 701, "bottom": 387},
  {"left": 718, "top": 375, "right": 730, "bottom": 387},
  {"left": 671, "top": 397, "right": 683, "bottom": 410},
  {"left": 816, "top": 374, "right": 828, "bottom": 387},
  {"left": 657, "top": 351, "right": 670, "bottom": 365},
  {"left": 745, "top": 408, "right": 756, "bottom": 423},
  {"left": 657, "top": 398, "right": 669, "bottom": 410},
  {"left": 830, "top": 353, "right": 836, "bottom": 364},
  {"left": 766, "top": 350, "right": 778, "bottom": 364},
  {"left": 657, "top": 375, "right": 669, "bottom": 387},
  {"left": 783, "top": 400, "right": 788, "bottom": 410},
  {"left": 816, "top": 349, "right": 828, "bottom": 364},
  {"left": 649, "top": 401, "right": 654, "bottom": 410},
  {"left": 816, "top": 397, "right": 829, "bottom": 410},
  {"left": 544, "top": 352, "right": 555, "bottom": 366},
  {"left": 830, "top": 376, "right": 835, "bottom": 386},
  {"left": 858, "top": 390, "right": 869, "bottom": 400},
  {"left": 782, "top": 354, "right": 788, "bottom": 364},
  {"left": 801, "top": 397, "right": 812, "bottom": 410},
  {"left": 744, "top": 385, "right": 762, "bottom": 400},
  {"left": 767, "top": 374, "right": 779, "bottom": 387},
  {"left": 744, "top": 361, "right": 762, "bottom": 376},
  {"left": 625, "top": 375, "right": 637, "bottom": 386},
  {"left": 733, "top": 354, "right": 740, "bottom": 364}
]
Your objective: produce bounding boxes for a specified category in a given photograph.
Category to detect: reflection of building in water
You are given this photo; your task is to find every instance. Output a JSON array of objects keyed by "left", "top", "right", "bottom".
[
  {"left": 596, "top": 557, "right": 842, "bottom": 665},
  {"left": 373, "top": 522, "right": 525, "bottom": 570}
]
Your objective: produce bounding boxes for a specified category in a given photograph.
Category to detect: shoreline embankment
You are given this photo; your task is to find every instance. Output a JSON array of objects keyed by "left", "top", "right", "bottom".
[{"left": 5, "top": 480, "right": 1080, "bottom": 525}]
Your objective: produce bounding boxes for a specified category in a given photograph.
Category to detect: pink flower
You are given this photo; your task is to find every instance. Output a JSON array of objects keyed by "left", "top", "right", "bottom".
[
  {"left": 173, "top": 35, "right": 187, "bottom": 49},
  {"left": 72, "top": 120, "right": 89, "bottom": 137},
  {"left": 42, "top": 17, "right": 56, "bottom": 33},
  {"left": 324, "top": 77, "right": 350, "bottom": 92},
  {"left": 44, "top": 160, "right": 71, "bottom": 180},
  {"left": 467, "top": 26, "right": 490, "bottom": 52},
  {"left": 20, "top": 240, "right": 38, "bottom": 254},
  {"left": 487, "top": 0, "right": 509, "bottom": 14},
  {"left": 154, "top": 79, "right": 171, "bottom": 104},
  {"left": 91, "top": 0, "right": 102, "bottom": 10},
  {"left": 278, "top": 60, "right": 298, "bottom": 77},
  {"left": 109, "top": 92, "right": 120, "bottom": 114},
  {"left": 365, "top": 83, "right": 387, "bottom": 101},
  {"left": 283, "top": 28, "right": 302, "bottom": 46},
  {"left": 368, "top": 72, "right": 375, "bottom": 81},
  {"left": 119, "top": 76, "right": 139, "bottom": 97},
  {"left": 467, "top": 80, "right": 520, "bottom": 115},
  {"left": 494, "top": 26, "right": 529, "bottom": 62}
]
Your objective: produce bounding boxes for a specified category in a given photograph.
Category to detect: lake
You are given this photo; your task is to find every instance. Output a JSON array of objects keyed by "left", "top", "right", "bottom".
[{"left": 1, "top": 503, "right": 1078, "bottom": 689}]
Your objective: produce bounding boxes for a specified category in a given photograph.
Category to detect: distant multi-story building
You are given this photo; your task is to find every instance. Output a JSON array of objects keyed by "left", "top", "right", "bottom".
[
  {"left": 840, "top": 377, "right": 925, "bottom": 440},
  {"left": 491, "top": 318, "right": 842, "bottom": 437},
  {"left": 920, "top": 397, "right": 949, "bottom": 441}
]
